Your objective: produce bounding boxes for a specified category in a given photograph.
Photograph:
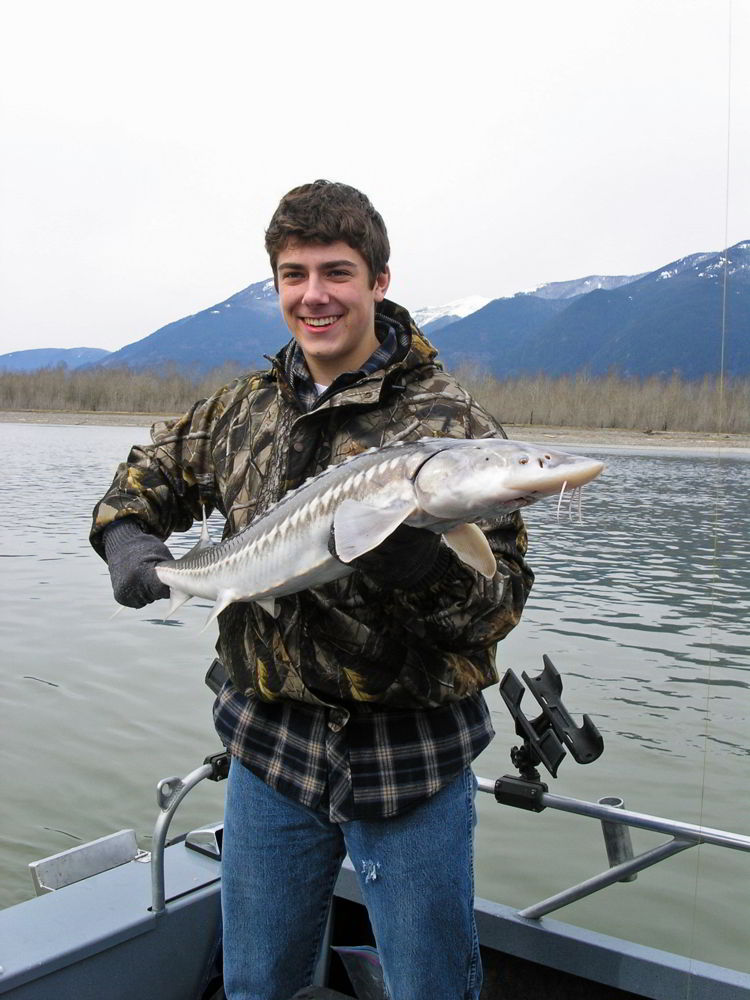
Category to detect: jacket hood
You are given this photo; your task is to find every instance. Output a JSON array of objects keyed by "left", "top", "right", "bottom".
[{"left": 378, "top": 298, "right": 440, "bottom": 368}]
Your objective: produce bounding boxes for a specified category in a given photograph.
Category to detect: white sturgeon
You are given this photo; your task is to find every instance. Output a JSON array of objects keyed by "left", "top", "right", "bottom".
[{"left": 154, "top": 437, "right": 604, "bottom": 627}]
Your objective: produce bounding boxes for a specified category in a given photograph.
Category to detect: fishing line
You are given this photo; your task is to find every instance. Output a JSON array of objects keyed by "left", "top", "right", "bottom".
[{"left": 687, "top": 1, "right": 734, "bottom": 991}]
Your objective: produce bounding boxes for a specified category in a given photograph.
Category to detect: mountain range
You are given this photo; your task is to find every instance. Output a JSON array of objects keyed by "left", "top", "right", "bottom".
[
  {"left": 434, "top": 242, "right": 749, "bottom": 379},
  {"left": 0, "top": 347, "right": 110, "bottom": 373},
  {"left": 92, "top": 279, "right": 284, "bottom": 373},
  {"left": 1, "top": 242, "right": 747, "bottom": 379}
]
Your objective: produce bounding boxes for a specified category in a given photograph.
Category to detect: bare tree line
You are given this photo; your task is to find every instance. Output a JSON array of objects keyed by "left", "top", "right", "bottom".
[
  {"left": 455, "top": 368, "right": 749, "bottom": 434},
  {"left": 0, "top": 364, "right": 748, "bottom": 433},
  {"left": 0, "top": 363, "right": 247, "bottom": 415}
]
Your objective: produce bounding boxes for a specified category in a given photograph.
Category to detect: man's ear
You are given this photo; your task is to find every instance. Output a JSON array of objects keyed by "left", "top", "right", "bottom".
[{"left": 374, "top": 265, "right": 390, "bottom": 302}]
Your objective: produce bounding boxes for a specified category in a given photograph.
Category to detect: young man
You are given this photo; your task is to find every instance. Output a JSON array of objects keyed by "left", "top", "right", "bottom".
[{"left": 90, "top": 181, "right": 533, "bottom": 1000}]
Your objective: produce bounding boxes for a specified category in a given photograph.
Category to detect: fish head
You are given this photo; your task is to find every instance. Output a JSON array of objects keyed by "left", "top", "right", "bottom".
[{"left": 414, "top": 438, "right": 605, "bottom": 519}]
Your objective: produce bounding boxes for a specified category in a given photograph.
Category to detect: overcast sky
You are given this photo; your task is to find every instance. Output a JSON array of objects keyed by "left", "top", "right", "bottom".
[{"left": 1, "top": 0, "right": 747, "bottom": 354}]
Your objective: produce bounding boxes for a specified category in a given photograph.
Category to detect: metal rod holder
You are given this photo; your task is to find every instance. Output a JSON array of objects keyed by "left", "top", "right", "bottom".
[{"left": 598, "top": 795, "right": 637, "bottom": 882}]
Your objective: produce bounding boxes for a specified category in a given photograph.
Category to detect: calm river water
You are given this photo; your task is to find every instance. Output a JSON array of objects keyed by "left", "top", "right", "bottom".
[{"left": 0, "top": 422, "right": 748, "bottom": 973}]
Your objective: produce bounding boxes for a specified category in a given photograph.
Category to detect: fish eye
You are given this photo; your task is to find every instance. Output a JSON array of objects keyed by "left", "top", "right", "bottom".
[{"left": 519, "top": 457, "right": 528, "bottom": 464}]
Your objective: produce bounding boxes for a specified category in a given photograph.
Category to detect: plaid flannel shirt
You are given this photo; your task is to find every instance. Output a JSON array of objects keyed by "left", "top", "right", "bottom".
[{"left": 213, "top": 317, "right": 496, "bottom": 821}]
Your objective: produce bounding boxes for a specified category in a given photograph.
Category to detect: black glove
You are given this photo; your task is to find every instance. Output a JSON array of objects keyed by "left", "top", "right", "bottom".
[
  {"left": 329, "top": 522, "right": 450, "bottom": 590},
  {"left": 103, "top": 518, "right": 172, "bottom": 608}
]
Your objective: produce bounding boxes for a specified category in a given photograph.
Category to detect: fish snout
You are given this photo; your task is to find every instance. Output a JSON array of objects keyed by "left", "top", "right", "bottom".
[{"left": 506, "top": 451, "right": 605, "bottom": 493}]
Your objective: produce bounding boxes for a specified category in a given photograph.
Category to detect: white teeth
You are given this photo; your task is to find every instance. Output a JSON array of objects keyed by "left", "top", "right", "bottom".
[{"left": 303, "top": 316, "right": 338, "bottom": 327}]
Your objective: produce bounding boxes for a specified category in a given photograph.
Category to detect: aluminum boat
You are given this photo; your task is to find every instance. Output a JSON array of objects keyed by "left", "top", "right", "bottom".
[{"left": 1, "top": 659, "right": 747, "bottom": 1000}]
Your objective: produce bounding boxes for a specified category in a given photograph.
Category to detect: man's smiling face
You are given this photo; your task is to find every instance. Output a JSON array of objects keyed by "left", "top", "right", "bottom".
[{"left": 276, "top": 240, "right": 390, "bottom": 385}]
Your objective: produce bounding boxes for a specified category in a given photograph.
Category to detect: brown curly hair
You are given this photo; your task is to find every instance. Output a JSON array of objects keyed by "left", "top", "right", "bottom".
[{"left": 265, "top": 180, "right": 390, "bottom": 289}]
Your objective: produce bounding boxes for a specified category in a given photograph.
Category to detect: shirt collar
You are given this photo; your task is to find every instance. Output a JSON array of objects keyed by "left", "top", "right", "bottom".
[{"left": 284, "top": 313, "right": 409, "bottom": 412}]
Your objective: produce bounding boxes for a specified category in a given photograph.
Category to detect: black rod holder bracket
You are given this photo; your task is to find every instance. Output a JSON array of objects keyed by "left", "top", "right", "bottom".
[{"left": 499, "top": 654, "right": 604, "bottom": 781}]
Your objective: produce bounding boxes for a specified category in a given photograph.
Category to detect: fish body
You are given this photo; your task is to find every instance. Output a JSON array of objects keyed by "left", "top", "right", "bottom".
[{"left": 154, "top": 437, "right": 604, "bottom": 625}]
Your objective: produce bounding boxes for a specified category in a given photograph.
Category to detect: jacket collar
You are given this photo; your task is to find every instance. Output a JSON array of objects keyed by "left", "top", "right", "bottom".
[{"left": 268, "top": 299, "right": 440, "bottom": 411}]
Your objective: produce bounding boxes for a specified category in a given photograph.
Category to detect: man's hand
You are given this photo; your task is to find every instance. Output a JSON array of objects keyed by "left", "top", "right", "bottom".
[
  {"left": 329, "top": 522, "right": 450, "bottom": 590},
  {"left": 103, "top": 518, "right": 172, "bottom": 608}
]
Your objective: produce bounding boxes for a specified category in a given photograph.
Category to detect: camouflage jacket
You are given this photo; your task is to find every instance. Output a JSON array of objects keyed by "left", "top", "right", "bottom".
[{"left": 90, "top": 300, "right": 534, "bottom": 710}]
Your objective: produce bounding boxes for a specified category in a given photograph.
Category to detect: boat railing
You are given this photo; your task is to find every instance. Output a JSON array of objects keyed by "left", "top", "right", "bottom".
[
  {"left": 142, "top": 750, "right": 750, "bottom": 920},
  {"left": 476, "top": 777, "right": 750, "bottom": 919}
]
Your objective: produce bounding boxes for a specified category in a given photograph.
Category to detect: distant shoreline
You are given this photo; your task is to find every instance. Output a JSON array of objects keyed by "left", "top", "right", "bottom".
[
  {"left": 0, "top": 409, "right": 175, "bottom": 427},
  {"left": 2, "top": 408, "right": 749, "bottom": 453}
]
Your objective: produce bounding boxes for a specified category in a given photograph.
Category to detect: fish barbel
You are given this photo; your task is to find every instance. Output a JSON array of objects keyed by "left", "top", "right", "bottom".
[{"left": 154, "top": 437, "right": 604, "bottom": 626}]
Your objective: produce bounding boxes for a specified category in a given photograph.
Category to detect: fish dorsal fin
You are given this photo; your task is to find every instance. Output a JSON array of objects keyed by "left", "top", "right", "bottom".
[
  {"left": 198, "top": 505, "right": 214, "bottom": 548},
  {"left": 179, "top": 506, "right": 216, "bottom": 560},
  {"left": 332, "top": 498, "right": 416, "bottom": 563},
  {"left": 442, "top": 524, "right": 496, "bottom": 579}
]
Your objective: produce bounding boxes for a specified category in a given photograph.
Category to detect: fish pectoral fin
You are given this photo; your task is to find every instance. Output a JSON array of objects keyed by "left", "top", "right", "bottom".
[
  {"left": 201, "top": 590, "right": 239, "bottom": 633},
  {"left": 442, "top": 524, "right": 497, "bottom": 580},
  {"left": 255, "top": 597, "right": 280, "bottom": 618},
  {"left": 164, "top": 588, "right": 192, "bottom": 620},
  {"left": 332, "top": 498, "right": 417, "bottom": 563}
]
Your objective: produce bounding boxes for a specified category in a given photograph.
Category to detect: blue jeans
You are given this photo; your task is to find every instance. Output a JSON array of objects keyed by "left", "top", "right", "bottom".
[{"left": 222, "top": 759, "right": 481, "bottom": 1000}]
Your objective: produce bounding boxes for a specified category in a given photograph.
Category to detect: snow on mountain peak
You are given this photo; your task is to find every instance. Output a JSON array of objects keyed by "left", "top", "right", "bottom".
[
  {"left": 239, "top": 278, "right": 278, "bottom": 301},
  {"left": 411, "top": 295, "right": 490, "bottom": 328},
  {"left": 528, "top": 273, "right": 644, "bottom": 299}
]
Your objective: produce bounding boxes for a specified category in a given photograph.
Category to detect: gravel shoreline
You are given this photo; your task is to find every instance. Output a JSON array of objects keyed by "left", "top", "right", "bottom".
[{"left": 1, "top": 409, "right": 748, "bottom": 453}]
